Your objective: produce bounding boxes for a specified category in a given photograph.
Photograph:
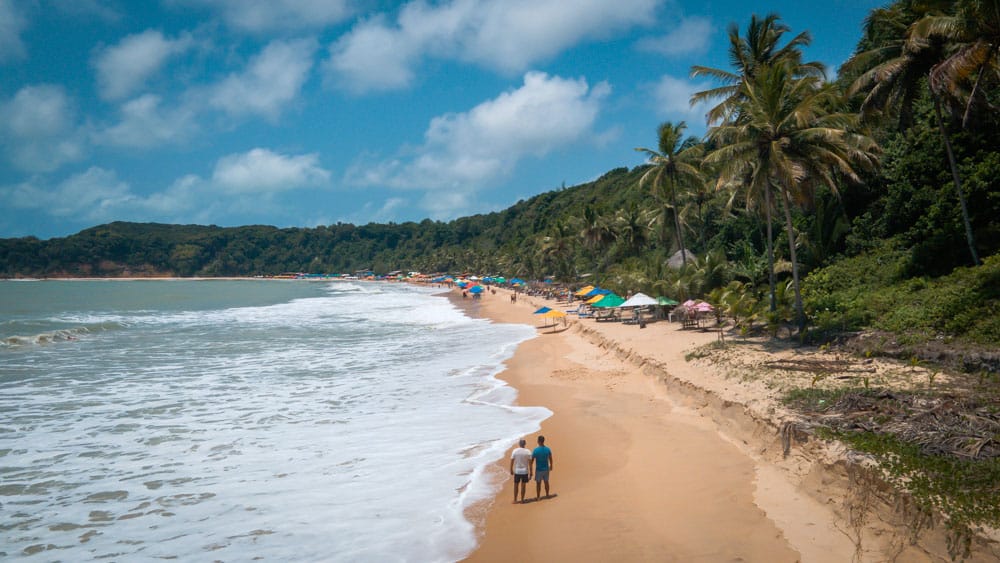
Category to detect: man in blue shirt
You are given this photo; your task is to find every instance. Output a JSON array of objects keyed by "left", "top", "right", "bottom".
[{"left": 531, "top": 435, "right": 554, "bottom": 500}]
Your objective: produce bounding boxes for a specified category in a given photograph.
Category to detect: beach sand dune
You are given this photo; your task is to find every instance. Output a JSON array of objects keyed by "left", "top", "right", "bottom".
[{"left": 454, "top": 288, "right": 993, "bottom": 562}]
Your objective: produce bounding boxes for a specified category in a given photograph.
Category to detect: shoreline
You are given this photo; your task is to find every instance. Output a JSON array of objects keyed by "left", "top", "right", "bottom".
[{"left": 448, "top": 286, "right": 999, "bottom": 562}]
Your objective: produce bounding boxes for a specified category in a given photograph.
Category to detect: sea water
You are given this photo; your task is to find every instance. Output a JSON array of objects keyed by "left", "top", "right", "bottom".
[{"left": 0, "top": 280, "right": 548, "bottom": 561}]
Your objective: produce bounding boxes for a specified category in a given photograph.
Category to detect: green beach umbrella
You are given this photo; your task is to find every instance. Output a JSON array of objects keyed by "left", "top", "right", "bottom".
[
  {"left": 591, "top": 293, "right": 625, "bottom": 308},
  {"left": 657, "top": 296, "right": 679, "bottom": 306}
]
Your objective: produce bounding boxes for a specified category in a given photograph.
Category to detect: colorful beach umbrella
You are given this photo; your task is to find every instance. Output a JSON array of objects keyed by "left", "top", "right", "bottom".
[
  {"left": 574, "top": 285, "right": 595, "bottom": 296},
  {"left": 591, "top": 294, "right": 625, "bottom": 308},
  {"left": 657, "top": 296, "right": 679, "bottom": 306},
  {"left": 468, "top": 285, "right": 485, "bottom": 294},
  {"left": 540, "top": 309, "right": 567, "bottom": 318},
  {"left": 533, "top": 307, "right": 552, "bottom": 314}
]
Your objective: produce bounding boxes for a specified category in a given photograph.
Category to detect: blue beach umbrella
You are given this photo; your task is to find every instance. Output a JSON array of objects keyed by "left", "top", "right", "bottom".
[
  {"left": 469, "top": 285, "right": 485, "bottom": 294},
  {"left": 532, "top": 306, "right": 552, "bottom": 314}
]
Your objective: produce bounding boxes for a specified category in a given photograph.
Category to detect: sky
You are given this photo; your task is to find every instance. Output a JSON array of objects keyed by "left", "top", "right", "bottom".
[{"left": 0, "top": 0, "right": 888, "bottom": 240}]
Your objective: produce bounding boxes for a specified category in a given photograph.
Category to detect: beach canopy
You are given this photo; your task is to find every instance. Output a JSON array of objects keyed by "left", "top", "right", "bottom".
[
  {"left": 584, "top": 293, "right": 605, "bottom": 305},
  {"left": 657, "top": 296, "right": 679, "bottom": 306},
  {"left": 533, "top": 306, "right": 552, "bottom": 314},
  {"left": 694, "top": 301, "right": 714, "bottom": 312},
  {"left": 591, "top": 293, "right": 625, "bottom": 308},
  {"left": 619, "top": 292, "right": 658, "bottom": 308},
  {"left": 540, "top": 309, "right": 567, "bottom": 318},
  {"left": 574, "top": 285, "right": 595, "bottom": 296}
]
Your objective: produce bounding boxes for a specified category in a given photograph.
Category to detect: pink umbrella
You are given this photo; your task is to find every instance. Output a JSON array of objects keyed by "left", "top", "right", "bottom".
[
  {"left": 682, "top": 299, "right": 697, "bottom": 308},
  {"left": 694, "top": 301, "right": 714, "bottom": 312}
]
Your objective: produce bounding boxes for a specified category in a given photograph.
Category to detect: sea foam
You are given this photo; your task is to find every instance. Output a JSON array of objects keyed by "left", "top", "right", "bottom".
[{"left": 0, "top": 280, "right": 548, "bottom": 561}]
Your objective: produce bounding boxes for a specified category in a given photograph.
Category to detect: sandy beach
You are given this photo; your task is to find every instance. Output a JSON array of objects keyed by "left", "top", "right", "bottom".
[{"left": 450, "top": 287, "right": 998, "bottom": 562}]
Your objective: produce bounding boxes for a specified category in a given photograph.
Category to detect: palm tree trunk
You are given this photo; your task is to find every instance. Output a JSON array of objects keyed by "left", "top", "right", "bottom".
[
  {"left": 765, "top": 183, "right": 776, "bottom": 313},
  {"left": 674, "top": 206, "right": 688, "bottom": 268},
  {"left": 933, "top": 92, "right": 980, "bottom": 266},
  {"left": 780, "top": 186, "right": 805, "bottom": 332}
]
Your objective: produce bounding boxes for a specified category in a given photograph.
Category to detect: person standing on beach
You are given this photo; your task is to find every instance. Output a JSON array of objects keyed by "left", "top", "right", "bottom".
[
  {"left": 532, "top": 435, "right": 553, "bottom": 500},
  {"left": 510, "top": 439, "right": 533, "bottom": 503}
]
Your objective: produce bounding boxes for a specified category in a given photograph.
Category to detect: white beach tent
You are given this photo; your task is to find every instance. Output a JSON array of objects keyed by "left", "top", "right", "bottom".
[{"left": 618, "top": 292, "right": 658, "bottom": 308}]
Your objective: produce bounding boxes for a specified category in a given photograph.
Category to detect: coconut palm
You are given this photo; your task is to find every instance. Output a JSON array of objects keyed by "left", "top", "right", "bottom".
[
  {"left": 844, "top": 0, "right": 983, "bottom": 265},
  {"left": 707, "top": 63, "right": 879, "bottom": 331},
  {"left": 611, "top": 205, "right": 656, "bottom": 257},
  {"left": 690, "top": 13, "right": 825, "bottom": 125},
  {"left": 635, "top": 121, "right": 704, "bottom": 268},
  {"left": 915, "top": 0, "right": 1000, "bottom": 127},
  {"left": 578, "top": 205, "right": 615, "bottom": 272},
  {"left": 692, "top": 14, "right": 826, "bottom": 312}
]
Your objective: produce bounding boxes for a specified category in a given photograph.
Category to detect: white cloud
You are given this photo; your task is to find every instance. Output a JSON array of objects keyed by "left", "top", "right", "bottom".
[
  {"left": 94, "top": 30, "right": 195, "bottom": 100},
  {"left": 0, "top": 85, "right": 86, "bottom": 172},
  {"left": 324, "top": 15, "right": 420, "bottom": 92},
  {"left": 212, "top": 148, "right": 331, "bottom": 193},
  {"left": 349, "top": 72, "right": 609, "bottom": 216},
  {"left": 96, "top": 94, "right": 198, "bottom": 148},
  {"left": 178, "top": 0, "right": 355, "bottom": 32},
  {"left": 0, "top": 0, "right": 28, "bottom": 62},
  {"left": 650, "top": 74, "right": 711, "bottom": 123},
  {"left": 209, "top": 38, "right": 317, "bottom": 119},
  {"left": 636, "top": 16, "right": 713, "bottom": 56},
  {"left": 0, "top": 167, "right": 134, "bottom": 220},
  {"left": 324, "top": 0, "right": 658, "bottom": 93}
]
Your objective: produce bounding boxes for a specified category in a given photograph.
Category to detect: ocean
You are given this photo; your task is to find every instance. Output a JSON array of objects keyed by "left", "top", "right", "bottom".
[{"left": 0, "top": 280, "right": 548, "bottom": 561}]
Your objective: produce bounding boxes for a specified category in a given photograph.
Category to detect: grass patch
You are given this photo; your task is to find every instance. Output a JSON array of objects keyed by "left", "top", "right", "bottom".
[{"left": 829, "top": 429, "right": 1000, "bottom": 558}]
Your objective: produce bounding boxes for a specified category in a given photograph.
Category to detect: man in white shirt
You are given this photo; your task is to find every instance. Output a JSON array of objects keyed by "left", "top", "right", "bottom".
[{"left": 509, "top": 439, "right": 533, "bottom": 504}]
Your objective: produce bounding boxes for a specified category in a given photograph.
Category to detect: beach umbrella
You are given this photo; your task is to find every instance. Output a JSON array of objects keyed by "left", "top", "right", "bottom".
[
  {"left": 694, "top": 301, "right": 714, "bottom": 312},
  {"left": 657, "top": 296, "right": 679, "bottom": 306},
  {"left": 540, "top": 309, "right": 567, "bottom": 319},
  {"left": 591, "top": 294, "right": 625, "bottom": 308},
  {"left": 574, "top": 285, "right": 595, "bottom": 296},
  {"left": 533, "top": 306, "right": 552, "bottom": 314},
  {"left": 468, "top": 285, "right": 485, "bottom": 294},
  {"left": 682, "top": 299, "right": 697, "bottom": 308},
  {"left": 619, "top": 292, "right": 658, "bottom": 308},
  {"left": 495, "top": 276, "right": 507, "bottom": 284}
]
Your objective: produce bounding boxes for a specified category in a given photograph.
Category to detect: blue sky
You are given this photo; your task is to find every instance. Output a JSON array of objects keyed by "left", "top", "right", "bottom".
[{"left": 0, "top": 0, "right": 887, "bottom": 239}]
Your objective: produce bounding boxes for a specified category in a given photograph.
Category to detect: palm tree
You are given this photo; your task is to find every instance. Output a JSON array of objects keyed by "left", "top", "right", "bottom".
[
  {"left": 912, "top": 0, "right": 997, "bottom": 265},
  {"left": 635, "top": 121, "right": 704, "bottom": 268},
  {"left": 691, "top": 14, "right": 825, "bottom": 312},
  {"left": 538, "top": 220, "right": 575, "bottom": 281},
  {"left": 690, "top": 13, "right": 825, "bottom": 125},
  {"left": 706, "top": 63, "right": 879, "bottom": 331},
  {"left": 578, "top": 205, "right": 615, "bottom": 271},
  {"left": 611, "top": 205, "right": 656, "bottom": 257},
  {"left": 916, "top": 0, "right": 1000, "bottom": 128},
  {"left": 844, "top": 0, "right": 983, "bottom": 265}
]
